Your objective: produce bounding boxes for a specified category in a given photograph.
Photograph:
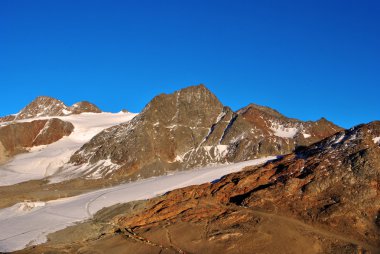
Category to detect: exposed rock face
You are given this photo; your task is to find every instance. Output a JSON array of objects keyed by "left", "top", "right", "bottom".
[
  {"left": 0, "top": 115, "right": 16, "bottom": 123},
  {"left": 0, "top": 119, "right": 74, "bottom": 162},
  {"left": 69, "top": 85, "right": 226, "bottom": 178},
  {"left": 31, "top": 118, "right": 75, "bottom": 146},
  {"left": 21, "top": 121, "right": 380, "bottom": 254},
  {"left": 69, "top": 85, "right": 341, "bottom": 180},
  {"left": 219, "top": 104, "right": 341, "bottom": 162},
  {"left": 15, "top": 96, "right": 68, "bottom": 119},
  {"left": 68, "top": 101, "right": 102, "bottom": 114},
  {"left": 0, "top": 96, "right": 102, "bottom": 123},
  {"left": 111, "top": 121, "right": 380, "bottom": 252},
  {"left": 237, "top": 104, "right": 341, "bottom": 147}
]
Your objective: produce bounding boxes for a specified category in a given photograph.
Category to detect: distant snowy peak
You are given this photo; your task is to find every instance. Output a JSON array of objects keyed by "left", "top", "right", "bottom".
[{"left": 0, "top": 96, "right": 102, "bottom": 122}]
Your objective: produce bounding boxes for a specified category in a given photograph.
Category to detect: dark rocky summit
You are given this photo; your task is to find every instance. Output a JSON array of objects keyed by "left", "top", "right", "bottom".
[{"left": 69, "top": 85, "right": 341, "bottom": 180}]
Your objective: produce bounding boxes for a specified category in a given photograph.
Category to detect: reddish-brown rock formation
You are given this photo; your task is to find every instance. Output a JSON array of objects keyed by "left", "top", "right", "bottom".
[
  {"left": 0, "top": 118, "right": 74, "bottom": 162},
  {"left": 238, "top": 104, "right": 341, "bottom": 147},
  {"left": 111, "top": 121, "right": 380, "bottom": 252}
]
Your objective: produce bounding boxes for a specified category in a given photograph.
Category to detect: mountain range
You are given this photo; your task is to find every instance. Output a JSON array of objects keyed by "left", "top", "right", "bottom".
[
  {"left": 0, "top": 85, "right": 341, "bottom": 183},
  {"left": 0, "top": 85, "right": 378, "bottom": 253}
]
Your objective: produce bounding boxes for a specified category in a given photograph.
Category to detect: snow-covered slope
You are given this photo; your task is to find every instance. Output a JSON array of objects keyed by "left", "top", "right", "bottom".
[
  {"left": 0, "top": 112, "right": 137, "bottom": 186},
  {"left": 0, "top": 156, "right": 276, "bottom": 252}
]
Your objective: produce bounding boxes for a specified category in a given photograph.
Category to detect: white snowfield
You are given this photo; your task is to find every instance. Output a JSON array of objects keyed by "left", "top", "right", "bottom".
[
  {"left": 0, "top": 112, "right": 137, "bottom": 186},
  {"left": 0, "top": 156, "right": 276, "bottom": 252},
  {"left": 269, "top": 121, "right": 299, "bottom": 138}
]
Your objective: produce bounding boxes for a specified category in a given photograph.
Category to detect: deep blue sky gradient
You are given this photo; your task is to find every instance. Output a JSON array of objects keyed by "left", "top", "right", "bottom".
[{"left": 1, "top": 0, "right": 379, "bottom": 128}]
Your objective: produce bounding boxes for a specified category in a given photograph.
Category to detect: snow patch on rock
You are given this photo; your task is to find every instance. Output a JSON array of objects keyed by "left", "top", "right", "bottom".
[
  {"left": 270, "top": 122, "right": 298, "bottom": 138},
  {"left": 204, "top": 145, "right": 229, "bottom": 159},
  {"left": 302, "top": 133, "right": 311, "bottom": 138}
]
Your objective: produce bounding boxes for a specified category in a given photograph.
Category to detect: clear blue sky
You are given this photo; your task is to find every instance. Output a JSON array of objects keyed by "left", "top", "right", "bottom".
[{"left": 0, "top": 0, "right": 379, "bottom": 128}]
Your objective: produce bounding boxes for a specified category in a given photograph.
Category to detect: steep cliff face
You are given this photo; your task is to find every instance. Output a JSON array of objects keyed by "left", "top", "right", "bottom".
[
  {"left": 68, "top": 85, "right": 341, "bottom": 181},
  {"left": 0, "top": 119, "right": 74, "bottom": 163}
]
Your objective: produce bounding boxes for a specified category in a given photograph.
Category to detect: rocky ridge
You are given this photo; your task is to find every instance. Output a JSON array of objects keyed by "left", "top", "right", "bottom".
[
  {"left": 67, "top": 85, "right": 341, "bottom": 181},
  {"left": 0, "top": 96, "right": 101, "bottom": 123},
  {"left": 110, "top": 121, "right": 380, "bottom": 253}
]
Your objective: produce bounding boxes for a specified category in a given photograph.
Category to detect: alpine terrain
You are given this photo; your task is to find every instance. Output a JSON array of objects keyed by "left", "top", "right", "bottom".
[{"left": 0, "top": 85, "right": 378, "bottom": 254}]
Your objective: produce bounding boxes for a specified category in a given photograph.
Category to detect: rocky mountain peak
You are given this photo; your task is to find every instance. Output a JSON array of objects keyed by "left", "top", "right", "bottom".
[
  {"left": 234, "top": 102, "right": 342, "bottom": 147},
  {"left": 142, "top": 84, "right": 224, "bottom": 127},
  {"left": 66, "top": 85, "right": 342, "bottom": 182},
  {"left": 68, "top": 85, "right": 228, "bottom": 177},
  {"left": 238, "top": 103, "right": 287, "bottom": 120},
  {"left": 69, "top": 101, "right": 102, "bottom": 114},
  {"left": 0, "top": 96, "right": 103, "bottom": 123},
  {"left": 15, "top": 96, "right": 67, "bottom": 120},
  {"left": 316, "top": 117, "right": 333, "bottom": 125}
]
